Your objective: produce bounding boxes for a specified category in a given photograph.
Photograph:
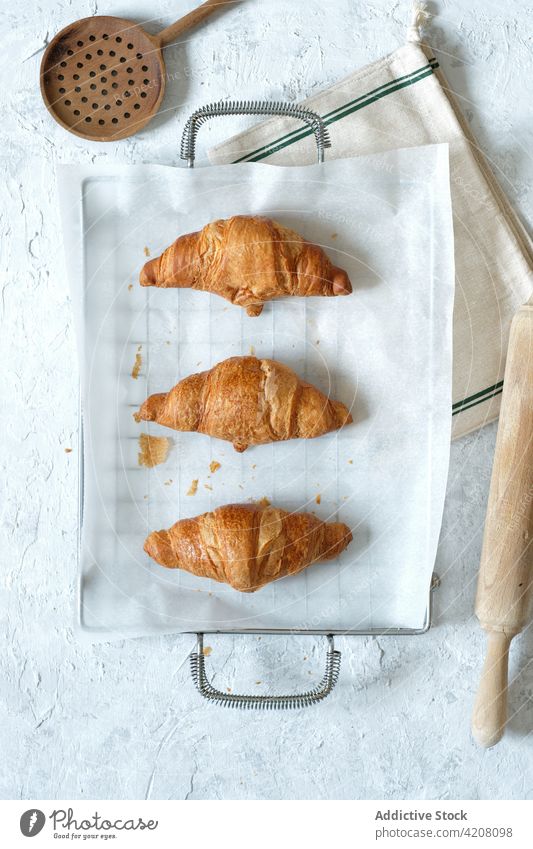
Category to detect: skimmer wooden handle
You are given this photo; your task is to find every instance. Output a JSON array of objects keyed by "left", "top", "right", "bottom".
[{"left": 155, "top": 0, "right": 230, "bottom": 48}]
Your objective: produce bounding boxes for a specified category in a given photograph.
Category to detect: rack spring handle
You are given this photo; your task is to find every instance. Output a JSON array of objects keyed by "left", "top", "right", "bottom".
[
  {"left": 190, "top": 633, "right": 341, "bottom": 709},
  {"left": 180, "top": 100, "right": 331, "bottom": 167}
]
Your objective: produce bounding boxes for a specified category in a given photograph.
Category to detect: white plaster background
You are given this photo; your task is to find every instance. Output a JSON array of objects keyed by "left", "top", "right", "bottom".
[{"left": 1, "top": 0, "right": 532, "bottom": 800}]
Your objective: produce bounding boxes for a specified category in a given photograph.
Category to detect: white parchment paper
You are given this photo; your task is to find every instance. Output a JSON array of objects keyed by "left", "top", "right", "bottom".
[{"left": 57, "top": 144, "right": 454, "bottom": 640}]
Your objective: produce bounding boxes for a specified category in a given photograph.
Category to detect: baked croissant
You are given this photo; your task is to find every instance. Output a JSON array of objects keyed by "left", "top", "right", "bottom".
[
  {"left": 140, "top": 215, "right": 352, "bottom": 316},
  {"left": 144, "top": 502, "right": 353, "bottom": 592},
  {"left": 135, "top": 356, "right": 353, "bottom": 452}
]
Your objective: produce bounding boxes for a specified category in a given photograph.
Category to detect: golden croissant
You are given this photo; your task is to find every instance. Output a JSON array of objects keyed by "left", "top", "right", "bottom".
[
  {"left": 145, "top": 502, "right": 353, "bottom": 592},
  {"left": 135, "top": 356, "right": 353, "bottom": 452},
  {"left": 140, "top": 215, "right": 352, "bottom": 315}
]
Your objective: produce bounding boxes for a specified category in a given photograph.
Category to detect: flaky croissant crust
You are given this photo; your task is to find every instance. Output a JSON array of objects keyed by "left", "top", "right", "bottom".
[
  {"left": 136, "top": 356, "right": 353, "bottom": 451},
  {"left": 140, "top": 215, "right": 352, "bottom": 315},
  {"left": 144, "top": 502, "right": 353, "bottom": 592}
]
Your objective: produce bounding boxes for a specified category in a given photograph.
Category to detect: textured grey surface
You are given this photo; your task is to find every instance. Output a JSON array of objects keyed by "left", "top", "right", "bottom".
[{"left": 1, "top": 0, "right": 532, "bottom": 800}]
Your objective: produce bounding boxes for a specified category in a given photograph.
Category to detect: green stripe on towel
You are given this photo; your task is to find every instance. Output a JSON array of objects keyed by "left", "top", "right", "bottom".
[
  {"left": 452, "top": 382, "right": 504, "bottom": 416},
  {"left": 232, "top": 60, "right": 439, "bottom": 164}
]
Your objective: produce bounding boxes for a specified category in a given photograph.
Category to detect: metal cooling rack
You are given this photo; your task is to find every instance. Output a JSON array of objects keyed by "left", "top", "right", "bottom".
[{"left": 76, "top": 102, "right": 441, "bottom": 710}]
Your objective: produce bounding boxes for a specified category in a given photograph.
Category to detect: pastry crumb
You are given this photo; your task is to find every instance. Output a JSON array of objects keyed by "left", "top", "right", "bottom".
[
  {"left": 203, "top": 646, "right": 212, "bottom": 657},
  {"left": 249, "top": 344, "right": 255, "bottom": 355},
  {"left": 144, "top": 246, "right": 150, "bottom": 257},
  {"left": 131, "top": 344, "right": 142, "bottom": 379},
  {"left": 331, "top": 232, "right": 338, "bottom": 239},
  {"left": 164, "top": 479, "right": 173, "bottom": 486},
  {"left": 204, "top": 483, "right": 213, "bottom": 491},
  {"left": 315, "top": 494, "right": 321, "bottom": 505},
  {"left": 166, "top": 340, "right": 171, "bottom": 345},
  {"left": 144, "top": 494, "right": 148, "bottom": 499},
  {"left": 187, "top": 479, "right": 199, "bottom": 496},
  {"left": 128, "top": 283, "right": 133, "bottom": 291},
  {"left": 138, "top": 433, "right": 171, "bottom": 468},
  {"left": 226, "top": 687, "right": 232, "bottom": 693},
  {"left": 257, "top": 496, "right": 271, "bottom": 508},
  {"left": 255, "top": 680, "right": 262, "bottom": 685},
  {"left": 133, "top": 411, "right": 141, "bottom": 423},
  {"left": 64, "top": 447, "right": 72, "bottom": 453},
  {"left": 209, "top": 460, "right": 221, "bottom": 474},
  {"left": 348, "top": 459, "right": 353, "bottom": 464}
]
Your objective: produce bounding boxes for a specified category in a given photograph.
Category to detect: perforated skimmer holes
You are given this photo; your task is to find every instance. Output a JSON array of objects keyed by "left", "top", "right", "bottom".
[{"left": 41, "top": 24, "right": 163, "bottom": 139}]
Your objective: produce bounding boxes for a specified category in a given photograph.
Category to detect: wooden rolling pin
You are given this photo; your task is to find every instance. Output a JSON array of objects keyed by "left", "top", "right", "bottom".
[{"left": 472, "top": 295, "right": 533, "bottom": 747}]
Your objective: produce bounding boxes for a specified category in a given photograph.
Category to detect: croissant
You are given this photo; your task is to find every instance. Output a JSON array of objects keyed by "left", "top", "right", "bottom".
[
  {"left": 135, "top": 356, "right": 353, "bottom": 452},
  {"left": 140, "top": 215, "right": 352, "bottom": 316},
  {"left": 144, "top": 502, "right": 353, "bottom": 592}
]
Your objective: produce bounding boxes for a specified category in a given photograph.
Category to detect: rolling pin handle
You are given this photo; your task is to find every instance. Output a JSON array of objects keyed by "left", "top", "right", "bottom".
[
  {"left": 472, "top": 302, "right": 533, "bottom": 746},
  {"left": 472, "top": 630, "right": 513, "bottom": 748}
]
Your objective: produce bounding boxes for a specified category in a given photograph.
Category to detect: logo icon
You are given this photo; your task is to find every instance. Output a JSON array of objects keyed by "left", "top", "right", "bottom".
[{"left": 20, "top": 810, "right": 46, "bottom": 837}]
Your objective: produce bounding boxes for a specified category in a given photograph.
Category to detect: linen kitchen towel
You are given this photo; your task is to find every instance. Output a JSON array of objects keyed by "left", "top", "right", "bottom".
[{"left": 209, "top": 6, "right": 533, "bottom": 438}]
